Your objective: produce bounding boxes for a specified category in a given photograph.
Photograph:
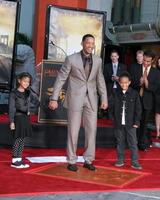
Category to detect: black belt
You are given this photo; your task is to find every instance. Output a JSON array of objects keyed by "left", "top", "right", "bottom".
[{"left": 16, "top": 110, "right": 28, "bottom": 115}]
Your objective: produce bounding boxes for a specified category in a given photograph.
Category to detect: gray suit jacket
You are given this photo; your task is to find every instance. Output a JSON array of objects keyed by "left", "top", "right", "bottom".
[{"left": 50, "top": 52, "right": 107, "bottom": 111}]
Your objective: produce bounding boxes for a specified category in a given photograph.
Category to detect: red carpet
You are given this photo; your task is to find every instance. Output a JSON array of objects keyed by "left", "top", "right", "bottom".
[
  {"left": 1, "top": 147, "right": 160, "bottom": 197},
  {"left": 0, "top": 114, "right": 113, "bottom": 127}
]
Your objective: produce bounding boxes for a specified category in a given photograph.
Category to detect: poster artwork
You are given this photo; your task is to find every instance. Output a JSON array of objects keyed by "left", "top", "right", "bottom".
[
  {"left": 38, "top": 60, "right": 67, "bottom": 124},
  {"left": 0, "top": 0, "right": 17, "bottom": 89}
]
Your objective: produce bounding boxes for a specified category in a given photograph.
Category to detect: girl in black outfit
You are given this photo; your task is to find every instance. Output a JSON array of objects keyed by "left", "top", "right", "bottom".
[
  {"left": 155, "top": 57, "right": 160, "bottom": 139},
  {"left": 9, "top": 72, "right": 39, "bottom": 168}
]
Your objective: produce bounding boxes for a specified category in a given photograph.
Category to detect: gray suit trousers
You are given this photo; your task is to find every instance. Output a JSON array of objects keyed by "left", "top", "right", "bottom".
[{"left": 67, "top": 95, "right": 97, "bottom": 164}]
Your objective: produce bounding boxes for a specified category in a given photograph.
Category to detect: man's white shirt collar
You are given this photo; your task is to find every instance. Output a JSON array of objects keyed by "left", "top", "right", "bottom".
[{"left": 142, "top": 65, "right": 151, "bottom": 75}]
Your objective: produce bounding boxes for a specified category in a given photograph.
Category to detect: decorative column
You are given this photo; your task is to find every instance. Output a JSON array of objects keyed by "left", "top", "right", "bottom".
[
  {"left": 123, "top": 0, "right": 132, "bottom": 24},
  {"left": 133, "top": 0, "right": 141, "bottom": 23},
  {"left": 112, "top": 0, "right": 123, "bottom": 25},
  {"left": 87, "top": 0, "right": 113, "bottom": 21}
]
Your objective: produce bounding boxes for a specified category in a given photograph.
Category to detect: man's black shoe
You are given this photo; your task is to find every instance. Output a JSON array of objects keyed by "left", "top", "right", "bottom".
[
  {"left": 83, "top": 162, "right": 96, "bottom": 171},
  {"left": 67, "top": 164, "right": 78, "bottom": 172},
  {"left": 138, "top": 146, "right": 147, "bottom": 151},
  {"left": 138, "top": 144, "right": 147, "bottom": 151}
]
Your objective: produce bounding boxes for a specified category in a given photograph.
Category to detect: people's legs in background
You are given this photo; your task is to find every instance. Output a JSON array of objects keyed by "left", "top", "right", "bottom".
[
  {"left": 155, "top": 113, "right": 160, "bottom": 139},
  {"left": 137, "top": 109, "right": 152, "bottom": 150}
]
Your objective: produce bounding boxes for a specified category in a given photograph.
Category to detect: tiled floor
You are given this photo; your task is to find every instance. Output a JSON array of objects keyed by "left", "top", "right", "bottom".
[{"left": 1, "top": 191, "right": 160, "bottom": 200}]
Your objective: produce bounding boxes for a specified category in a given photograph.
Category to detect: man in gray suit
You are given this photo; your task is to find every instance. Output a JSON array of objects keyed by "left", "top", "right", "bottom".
[{"left": 49, "top": 34, "right": 108, "bottom": 172}]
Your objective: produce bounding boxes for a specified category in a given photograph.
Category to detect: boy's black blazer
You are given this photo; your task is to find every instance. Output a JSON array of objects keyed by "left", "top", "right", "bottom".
[{"left": 109, "top": 87, "right": 142, "bottom": 128}]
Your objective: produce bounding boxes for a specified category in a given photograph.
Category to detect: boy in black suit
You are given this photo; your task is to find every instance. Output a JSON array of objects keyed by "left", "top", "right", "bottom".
[{"left": 109, "top": 72, "right": 142, "bottom": 170}]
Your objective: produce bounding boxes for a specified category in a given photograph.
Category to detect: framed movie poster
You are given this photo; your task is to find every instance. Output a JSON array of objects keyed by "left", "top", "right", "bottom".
[
  {"left": 38, "top": 60, "right": 67, "bottom": 124},
  {"left": 44, "top": 6, "right": 106, "bottom": 62},
  {"left": 0, "top": 0, "right": 19, "bottom": 90}
]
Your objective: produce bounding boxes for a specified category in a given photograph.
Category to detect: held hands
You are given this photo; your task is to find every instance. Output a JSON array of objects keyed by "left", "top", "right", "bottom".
[
  {"left": 10, "top": 122, "right": 15, "bottom": 130},
  {"left": 48, "top": 100, "right": 58, "bottom": 110},
  {"left": 144, "top": 77, "right": 149, "bottom": 88},
  {"left": 140, "top": 68, "right": 148, "bottom": 87},
  {"left": 140, "top": 76, "right": 148, "bottom": 88},
  {"left": 100, "top": 102, "right": 108, "bottom": 110}
]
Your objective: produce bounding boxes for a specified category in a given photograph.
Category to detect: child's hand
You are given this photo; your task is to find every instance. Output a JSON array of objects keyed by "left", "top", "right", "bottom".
[
  {"left": 10, "top": 122, "right": 15, "bottom": 130},
  {"left": 133, "top": 124, "right": 138, "bottom": 128}
]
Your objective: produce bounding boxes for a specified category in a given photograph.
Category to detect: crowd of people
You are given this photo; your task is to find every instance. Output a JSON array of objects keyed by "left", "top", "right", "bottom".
[
  {"left": 8, "top": 34, "right": 160, "bottom": 172},
  {"left": 105, "top": 49, "right": 160, "bottom": 147},
  {"left": 104, "top": 49, "right": 160, "bottom": 170}
]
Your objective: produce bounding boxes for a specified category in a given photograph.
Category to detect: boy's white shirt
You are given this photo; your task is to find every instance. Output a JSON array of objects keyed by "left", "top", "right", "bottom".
[{"left": 122, "top": 90, "right": 126, "bottom": 125}]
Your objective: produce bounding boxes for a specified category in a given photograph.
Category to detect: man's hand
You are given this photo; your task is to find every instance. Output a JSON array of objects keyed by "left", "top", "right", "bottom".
[
  {"left": 100, "top": 102, "right": 108, "bottom": 110},
  {"left": 10, "top": 122, "right": 15, "bottom": 130},
  {"left": 48, "top": 100, "right": 58, "bottom": 110},
  {"left": 133, "top": 124, "right": 138, "bottom": 128}
]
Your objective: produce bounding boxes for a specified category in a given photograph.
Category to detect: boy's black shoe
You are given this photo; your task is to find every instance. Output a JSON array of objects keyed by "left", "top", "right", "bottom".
[
  {"left": 115, "top": 160, "right": 124, "bottom": 167},
  {"left": 131, "top": 162, "right": 142, "bottom": 170},
  {"left": 83, "top": 162, "right": 96, "bottom": 171},
  {"left": 67, "top": 164, "right": 78, "bottom": 172}
]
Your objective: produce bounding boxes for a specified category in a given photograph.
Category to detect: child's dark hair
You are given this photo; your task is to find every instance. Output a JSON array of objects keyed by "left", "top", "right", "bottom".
[
  {"left": 16, "top": 72, "right": 32, "bottom": 87},
  {"left": 119, "top": 71, "right": 131, "bottom": 81}
]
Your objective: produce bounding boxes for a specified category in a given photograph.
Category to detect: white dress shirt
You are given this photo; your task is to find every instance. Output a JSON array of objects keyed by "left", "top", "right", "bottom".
[
  {"left": 121, "top": 90, "right": 126, "bottom": 125},
  {"left": 112, "top": 62, "right": 118, "bottom": 88}
]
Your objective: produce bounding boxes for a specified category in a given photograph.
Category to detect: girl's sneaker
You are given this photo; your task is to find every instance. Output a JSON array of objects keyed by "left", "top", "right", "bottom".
[{"left": 11, "top": 160, "right": 29, "bottom": 168}]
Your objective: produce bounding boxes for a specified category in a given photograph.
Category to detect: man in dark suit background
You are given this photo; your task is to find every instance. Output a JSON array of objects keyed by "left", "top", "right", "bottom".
[
  {"left": 130, "top": 50, "right": 159, "bottom": 150},
  {"left": 104, "top": 50, "right": 127, "bottom": 98},
  {"left": 129, "top": 50, "right": 144, "bottom": 91}
]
